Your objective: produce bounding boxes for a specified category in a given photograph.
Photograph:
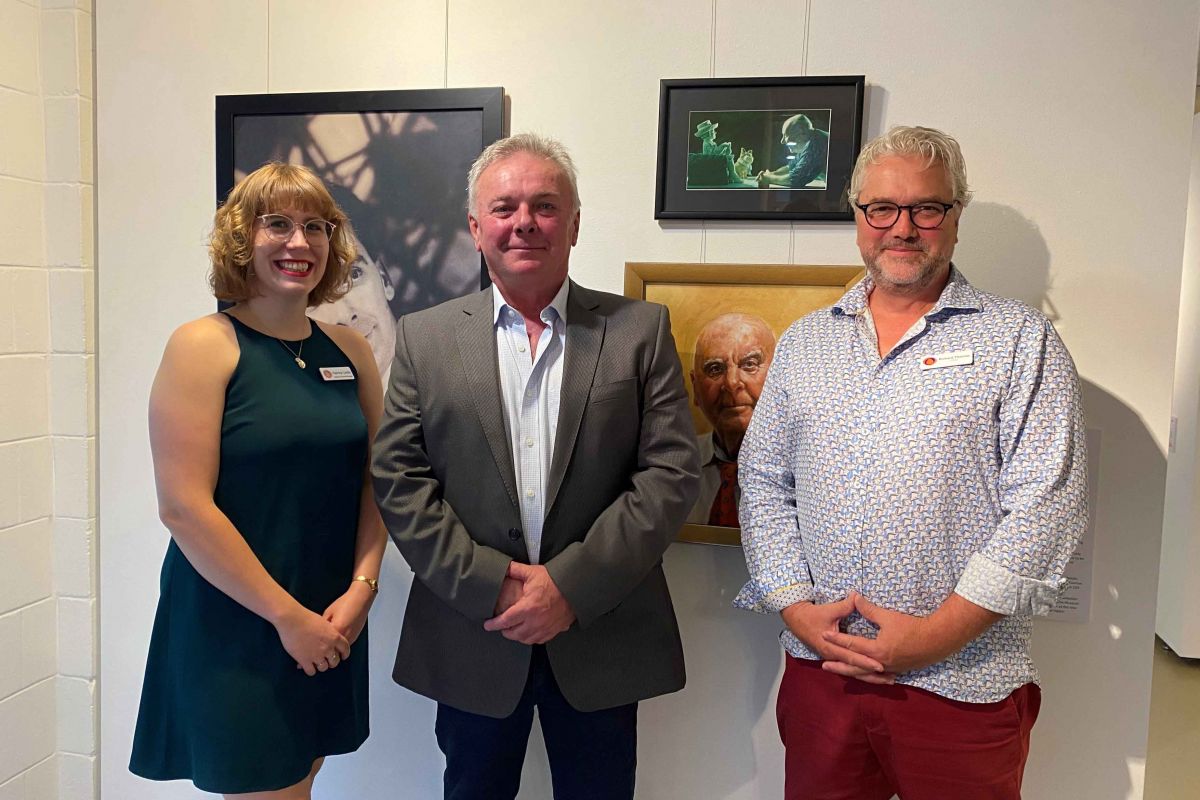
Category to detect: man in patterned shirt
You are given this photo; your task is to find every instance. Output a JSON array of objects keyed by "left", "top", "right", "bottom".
[{"left": 736, "top": 126, "right": 1087, "bottom": 799}]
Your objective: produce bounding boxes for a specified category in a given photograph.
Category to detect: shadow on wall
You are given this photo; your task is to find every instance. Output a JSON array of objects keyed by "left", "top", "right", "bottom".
[
  {"left": 953, "top": 201, "right": 1053, "bottom": 311},
  {"left": 961, "top": 201, "right": 1160, "bottom": 798},
  {"left": 1024, "top": 378, "right": 1162, "bottom": 798}
]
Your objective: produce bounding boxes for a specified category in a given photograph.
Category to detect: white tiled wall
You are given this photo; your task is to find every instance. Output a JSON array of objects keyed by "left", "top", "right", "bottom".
[{"left": 0, "top": 0, "right": 96, "bottom": 797}]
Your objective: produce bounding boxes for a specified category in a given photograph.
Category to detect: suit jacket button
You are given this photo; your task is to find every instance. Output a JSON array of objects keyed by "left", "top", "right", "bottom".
[{"left": 508, "top": 528, "right": 522, "bottom": 541}]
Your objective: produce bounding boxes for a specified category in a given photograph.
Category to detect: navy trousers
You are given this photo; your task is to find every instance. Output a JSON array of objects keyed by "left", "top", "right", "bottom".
[{"left": 435, "top": 645, "right": 638, "bottom": 800}]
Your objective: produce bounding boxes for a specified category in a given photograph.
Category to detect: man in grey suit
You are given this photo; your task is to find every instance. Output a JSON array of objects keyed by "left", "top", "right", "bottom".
[{"left": 372, "top": 133, "right": 701, "bottom": 800}]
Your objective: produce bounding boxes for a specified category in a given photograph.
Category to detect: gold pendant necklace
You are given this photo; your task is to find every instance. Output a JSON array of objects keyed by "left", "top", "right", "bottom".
[{"left": 277, "top": 338, "right": 306, "bottom": 369}]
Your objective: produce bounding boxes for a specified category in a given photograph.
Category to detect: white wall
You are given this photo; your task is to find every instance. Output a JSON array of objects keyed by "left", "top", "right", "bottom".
[
  {"left": 0, "top": 2, "right": 57, "bottom": 793},
  {"left": 1158, "top": 112, "right": 1200, "bottom": 657},
  {"left": 1, "top": 0, "right": 97, "bottom": 798},
  {"left": 98, "top": 2, "right": 1199, "bottom": 798}
]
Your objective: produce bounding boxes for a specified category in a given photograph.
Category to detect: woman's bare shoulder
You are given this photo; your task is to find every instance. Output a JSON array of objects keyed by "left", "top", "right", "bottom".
[{"left": 158, "top": 312, "right": 240, "bottom": 378}]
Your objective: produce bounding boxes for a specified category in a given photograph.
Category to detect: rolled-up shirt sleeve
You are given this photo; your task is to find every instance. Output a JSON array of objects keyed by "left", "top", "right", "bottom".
[
  {"left": 734, "top": 327, "right": 814, "bottom": 614},
  {"left": 955, "top": 317, "right": 1088, "bottom": 616}
]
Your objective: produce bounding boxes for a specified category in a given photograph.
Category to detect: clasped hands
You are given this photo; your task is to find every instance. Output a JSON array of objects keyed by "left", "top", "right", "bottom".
[
  {"left": 484, "top": 561, "right": 575, "bottom": 645},
  {"left": 278, "top": 580, "right": 375, "bottom": 676},
  {"left": 783, "top": 591, "right": 945, "bottom": 685}
]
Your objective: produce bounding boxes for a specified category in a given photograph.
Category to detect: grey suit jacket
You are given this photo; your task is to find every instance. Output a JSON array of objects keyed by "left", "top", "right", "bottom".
[{"left": 371, "top": 281, "right": 701, "bottom": 717}]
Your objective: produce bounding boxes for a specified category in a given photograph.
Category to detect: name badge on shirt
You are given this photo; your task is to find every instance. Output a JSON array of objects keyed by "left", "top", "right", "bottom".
[
  {"left": 919, "top": 349, "right": 973, "bottom": 371},
  {"left": 319, "top": 366, "right": 356, "bottom": 381}
]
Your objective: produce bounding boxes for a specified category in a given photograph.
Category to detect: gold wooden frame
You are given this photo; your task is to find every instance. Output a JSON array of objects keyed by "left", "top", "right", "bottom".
[{"left": 625, "top": 262, "right": 864, "bottom": 546}]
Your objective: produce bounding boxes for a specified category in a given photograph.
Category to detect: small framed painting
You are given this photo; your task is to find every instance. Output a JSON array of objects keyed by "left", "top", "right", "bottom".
[{"left": 654, "top": 76, "right": 865, "bottom": 221}]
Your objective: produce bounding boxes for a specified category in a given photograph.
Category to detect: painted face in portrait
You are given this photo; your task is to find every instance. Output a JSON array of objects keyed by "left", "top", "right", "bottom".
[
  {"left": 309, "top": 234, "right": 396, "bottom": 383},
  {"left": 855, "top": 154, "right": 961, "bottom": 294},
  {"left": 468, "top": 152, "right": 580, "bottom": 299},
  {"left": 691, "top": 313, "right": 777, "bottom": 458}
]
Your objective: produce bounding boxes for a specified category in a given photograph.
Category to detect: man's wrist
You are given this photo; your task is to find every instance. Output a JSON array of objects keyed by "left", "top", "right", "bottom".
[
  {"left": 922, "top": 594, "right": 1002, "bottom": 660},
  {"left": 780, "top": 601, "right": 816, "bottom": 643},
  {"left": 780, "top": 600, "right": 813, "bottom": 616}
]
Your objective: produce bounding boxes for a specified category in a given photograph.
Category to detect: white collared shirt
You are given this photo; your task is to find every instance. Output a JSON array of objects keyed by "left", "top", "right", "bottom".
[{"left": 493, "top": 279, "right": 569, "bottom": 563}]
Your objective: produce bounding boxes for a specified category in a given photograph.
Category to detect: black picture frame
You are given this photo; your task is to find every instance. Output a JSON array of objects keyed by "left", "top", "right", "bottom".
[
  {"left": 654, "top": 76, "right": 865, "bottom": 221},
  {"left": 214, "top": 87, "right": 505, "bottom": 385}
]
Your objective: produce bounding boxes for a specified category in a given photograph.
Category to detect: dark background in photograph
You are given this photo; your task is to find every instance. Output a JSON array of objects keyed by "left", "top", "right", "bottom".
[
  {"left": 686, "top": 108, "right": 831, "bottom": 176},
  {"left": 233, "top": 110, "right": 482, "bottom": 320}
]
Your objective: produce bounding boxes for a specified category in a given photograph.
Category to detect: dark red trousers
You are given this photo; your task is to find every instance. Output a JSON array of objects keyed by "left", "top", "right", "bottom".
[{"left": 777, "top": 656, "right": 1040, "bottom": 800}]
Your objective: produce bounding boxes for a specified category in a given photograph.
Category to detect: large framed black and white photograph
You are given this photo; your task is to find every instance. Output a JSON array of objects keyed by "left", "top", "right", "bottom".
[
  {"left": 654, "top": 76, "right": 865, "bottom": 221},
  {"left": 215, "top": 87, "right": 505, "bottom": 388}
]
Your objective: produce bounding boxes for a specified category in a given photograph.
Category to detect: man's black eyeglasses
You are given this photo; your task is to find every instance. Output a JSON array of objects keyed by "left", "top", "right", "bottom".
[{"left": 854, "top": 201, "right": 958, "bottom": 230}]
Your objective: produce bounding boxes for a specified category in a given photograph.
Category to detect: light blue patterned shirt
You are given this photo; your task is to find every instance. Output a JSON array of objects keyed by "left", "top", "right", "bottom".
[
  {"left": 734, "top": 267, "right": 1087, "bottom": 702},
  {"left": 493, "top": 280, "right": 569, "bottom": 565}
]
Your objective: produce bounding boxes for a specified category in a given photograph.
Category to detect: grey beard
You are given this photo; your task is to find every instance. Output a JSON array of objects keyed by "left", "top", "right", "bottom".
[{"left": 864, "top": 251, "right": 950, "bottom": 295}]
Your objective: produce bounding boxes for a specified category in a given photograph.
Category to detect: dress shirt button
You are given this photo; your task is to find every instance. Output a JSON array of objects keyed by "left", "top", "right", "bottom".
[
  {"left": 507, "top": 527, "right": 522, "bottom": 541},
  {"left": 524, "top": 437, "right": 534, "bottom": 447},
  {"left": 525, "top": 489, "right": 535, "bottom": 498},
  {"left": 518, "top": 344, "right": 526, "bottom": 353}
]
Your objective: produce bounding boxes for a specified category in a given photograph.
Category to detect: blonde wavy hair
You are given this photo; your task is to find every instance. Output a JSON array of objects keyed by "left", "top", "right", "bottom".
[{"left": 209, "top": 162, "right": 357, "bottom": 306}]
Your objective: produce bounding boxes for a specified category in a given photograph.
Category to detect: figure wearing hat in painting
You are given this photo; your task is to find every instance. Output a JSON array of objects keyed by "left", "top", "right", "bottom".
[{"left": 687, "top": 119, "right": 747, "bottom": 187}]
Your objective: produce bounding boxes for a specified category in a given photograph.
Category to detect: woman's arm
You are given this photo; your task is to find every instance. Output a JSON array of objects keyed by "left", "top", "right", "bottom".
[
  {"left": 318, "top": 322, "right": 387, "bottom": 644},
  {"left": 149, "top": 315, "right": 349, "bottom": 675}
]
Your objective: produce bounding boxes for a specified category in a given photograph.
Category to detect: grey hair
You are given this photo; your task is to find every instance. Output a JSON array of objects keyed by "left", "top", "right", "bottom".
[
  {"left": 848, "top": 126, "right": 973, "bottom": 207},
  {"left": 466, "top": 132, "right": 581, "bottom": 215}
]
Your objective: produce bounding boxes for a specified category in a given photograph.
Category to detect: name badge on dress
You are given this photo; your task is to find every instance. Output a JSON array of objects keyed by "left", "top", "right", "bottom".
[
  {"left": 318, "top": 366, "right": 356, "bottom": 381},
  {"left": 919, "top": 349, "right": 973, "bottom": 371}
]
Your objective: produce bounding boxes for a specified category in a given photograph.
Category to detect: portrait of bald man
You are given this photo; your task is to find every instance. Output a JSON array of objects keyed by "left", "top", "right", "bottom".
[{"left": 686, "top": 312, "right": 777, "bottom": 527}]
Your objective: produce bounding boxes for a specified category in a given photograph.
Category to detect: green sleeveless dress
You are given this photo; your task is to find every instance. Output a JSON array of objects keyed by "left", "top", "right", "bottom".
[{"left": 130, "top": 314, "right": 370, "bottom": 793}]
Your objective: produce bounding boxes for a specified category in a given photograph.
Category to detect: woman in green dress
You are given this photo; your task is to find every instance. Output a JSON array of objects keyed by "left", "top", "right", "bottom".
[{"left": 130, "top": 163, "right": 386, "bottom": 798}]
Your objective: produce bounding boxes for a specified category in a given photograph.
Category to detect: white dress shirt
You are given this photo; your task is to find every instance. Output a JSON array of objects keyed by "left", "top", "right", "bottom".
[{"left": 493, "top": 279, "right": 569, "bottom": 564}]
